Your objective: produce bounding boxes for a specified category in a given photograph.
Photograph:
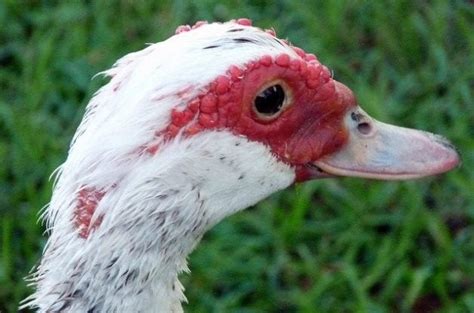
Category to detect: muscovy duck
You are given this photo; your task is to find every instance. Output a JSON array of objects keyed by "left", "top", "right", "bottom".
[{"left": 23, "top": 19, "right": 459, "bottom": 312}]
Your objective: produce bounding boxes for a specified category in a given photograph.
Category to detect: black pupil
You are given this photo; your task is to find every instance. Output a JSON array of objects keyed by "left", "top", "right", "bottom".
[{"left": 254, "top": 84, "right": 285, "bottom": 115}]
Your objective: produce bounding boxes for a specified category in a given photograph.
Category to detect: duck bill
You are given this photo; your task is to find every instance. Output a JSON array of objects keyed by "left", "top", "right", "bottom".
[{"left": 313, "top": 112, "right": 460, "bottom": 180}]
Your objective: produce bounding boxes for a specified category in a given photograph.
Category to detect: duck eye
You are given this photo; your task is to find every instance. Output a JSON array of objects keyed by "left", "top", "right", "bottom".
[{"left": 253, "top": 84, "right": 287, "bottom": 118}]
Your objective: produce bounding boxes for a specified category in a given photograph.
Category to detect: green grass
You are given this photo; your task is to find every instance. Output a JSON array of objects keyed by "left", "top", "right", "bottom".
[{"left": 1, "top": 1, "right": 473, "bottom": 312}]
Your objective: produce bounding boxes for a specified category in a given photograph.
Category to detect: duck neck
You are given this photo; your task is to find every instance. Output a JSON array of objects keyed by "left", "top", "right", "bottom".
[
  {"left": 26, "top": 132, "right": 294, "bottom": 312},
  {"left": 29, "top": 184, "right": 205, "bottom": 312}
]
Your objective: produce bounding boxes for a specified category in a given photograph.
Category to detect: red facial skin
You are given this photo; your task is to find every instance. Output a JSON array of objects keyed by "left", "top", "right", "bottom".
[{"left": 160, "top": 52, "right": 355, "bottom": 182}]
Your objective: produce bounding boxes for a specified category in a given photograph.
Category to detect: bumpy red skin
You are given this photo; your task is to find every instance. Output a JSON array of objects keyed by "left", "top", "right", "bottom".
[{"left": 161, "top": 51, "right": 354, "bottom": 182}]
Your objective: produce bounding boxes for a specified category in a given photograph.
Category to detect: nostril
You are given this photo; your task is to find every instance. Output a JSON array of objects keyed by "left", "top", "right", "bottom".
[
  {"left": 351, "top": 112, "right": 361, "bottom": 122},
  {"left": 357, "top": 122, "right": 372, "bottom": 135}
]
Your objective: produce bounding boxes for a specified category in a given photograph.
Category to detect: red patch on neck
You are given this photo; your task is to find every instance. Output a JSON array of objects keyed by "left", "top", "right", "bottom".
[{"left": 74, "top": 187, "right": 105, "bottom": 238}]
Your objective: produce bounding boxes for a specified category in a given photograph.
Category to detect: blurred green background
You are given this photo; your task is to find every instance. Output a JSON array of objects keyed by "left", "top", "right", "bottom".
[{"left": 1, "top": 1, "right": 473, "bottom": 312}]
